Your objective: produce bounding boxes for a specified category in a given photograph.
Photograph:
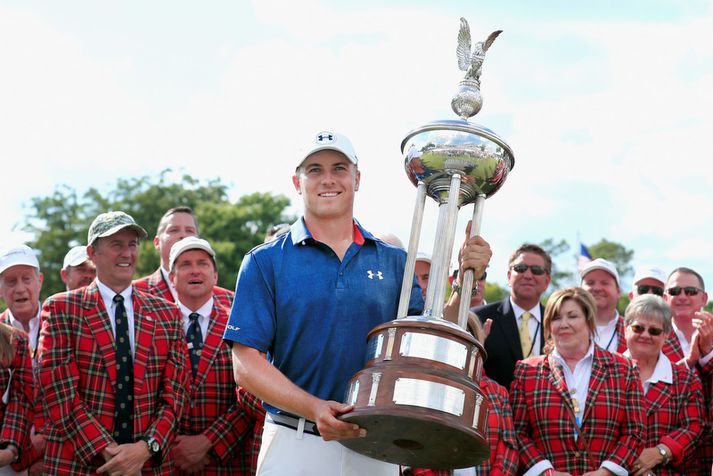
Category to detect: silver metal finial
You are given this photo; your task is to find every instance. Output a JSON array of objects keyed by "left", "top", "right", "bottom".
[{"left": 451, "top": 18, "right": 502, "bottom": 120}]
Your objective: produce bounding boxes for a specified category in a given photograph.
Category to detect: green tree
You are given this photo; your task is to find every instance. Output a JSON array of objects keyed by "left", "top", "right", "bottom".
[
  {"left": 538, "top": 238, "right": 572, "bottom": 289},
  {"left": 484, "top": 282, "right": 507, "bottom": 303},
  {"left": 17, "top": 170, "right": 294, "bottom": 300},
  {"left": 586, "top": 239, "right": 635, "bottom": 281}
]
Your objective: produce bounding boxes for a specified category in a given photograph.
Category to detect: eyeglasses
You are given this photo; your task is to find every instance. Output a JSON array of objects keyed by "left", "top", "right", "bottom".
[
  {"left": 511, "top": 264, "right": 548, "bottom": 276},
  {"left": 629, "top": 323, "right": 665, "bottom": 336},
  {"left": 636, "top": 285, "right": 664, "bottom": 296},
  {"left": 666, "top": 286, "right": 703, "bottom": 297}
]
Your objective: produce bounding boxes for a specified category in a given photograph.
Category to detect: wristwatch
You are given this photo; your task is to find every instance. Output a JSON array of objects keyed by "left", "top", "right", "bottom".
[
  {"left": 451, "top": 281, "right": 479, "bottom": 297},
  {"left": 656, "top": 444, "right": 670, "bottom": 464},
  {"left": 141, "top": 435, "right": 161, "bottom": 455}
]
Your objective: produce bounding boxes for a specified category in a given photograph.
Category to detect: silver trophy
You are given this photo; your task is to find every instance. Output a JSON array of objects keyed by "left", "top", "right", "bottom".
[{"left": 339, "top": 18, "right": 514, "bottom": 469}]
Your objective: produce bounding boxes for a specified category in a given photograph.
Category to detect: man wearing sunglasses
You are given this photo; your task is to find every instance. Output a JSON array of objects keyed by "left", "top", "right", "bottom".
[
  {"left": 581, "top": 258, "right": 627, "bottom": 354},
  {"left": 628, "top": 265, "right": 667, "bottom": 300},
  {"left": 474, "top": 243, "right": 551, "bottom": 390},
  {"left": 663, "top": 267, "right": 713, "bottom": 475}
]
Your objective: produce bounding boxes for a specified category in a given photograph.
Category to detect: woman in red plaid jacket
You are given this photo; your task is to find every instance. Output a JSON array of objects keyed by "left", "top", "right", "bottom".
[
  {"left": 0, "top": 323, "right": 33, "bottom": 475},
  {"left": 623, "top": 295, "right": 705, "bottom": 476},
  {"left": 510, "top": 287, "right": 645, "bottom": 476}
]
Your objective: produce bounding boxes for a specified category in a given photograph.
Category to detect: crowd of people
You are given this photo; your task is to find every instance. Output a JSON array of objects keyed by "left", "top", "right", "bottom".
[{"left": 0, "top": 130, "right": 710, "bottom": 476}]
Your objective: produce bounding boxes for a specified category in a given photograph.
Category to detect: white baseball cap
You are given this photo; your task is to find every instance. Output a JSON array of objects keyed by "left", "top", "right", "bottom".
[
  {"left": 580, "top": 258, "right": 620, "bottom": 288},
  {"left": 296, "top": 131, "right": 358, "bottom": 169},
  {"left": 632, "top": 265, "right": 666, "bottom": 286},
  {"left": 415, "top": 252, "right": 432, "bottom": 264},
  {"left": 62, "top": 245, "right": 89, "bottom": 270},
  {"left": 169, "top": 237, "right": 216, "bottom": 271},
  {"left": 0, "top": 245, "right": 40, "bottom": 275}
]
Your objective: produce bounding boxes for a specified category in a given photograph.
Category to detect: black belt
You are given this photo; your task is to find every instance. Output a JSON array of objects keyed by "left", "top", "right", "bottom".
[{"left": 267, "top": 412, "right": 321, "bottom": 436}]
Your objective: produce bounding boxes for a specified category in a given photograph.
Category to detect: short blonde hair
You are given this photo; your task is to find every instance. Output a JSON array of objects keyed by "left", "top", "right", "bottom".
[{"left": 543, "top": 287, "right": 597, "bottom": 346}]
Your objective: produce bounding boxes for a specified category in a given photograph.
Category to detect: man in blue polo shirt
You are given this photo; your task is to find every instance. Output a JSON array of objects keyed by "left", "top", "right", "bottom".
[{"left": 224, "top": 130, "right": 491, "bottom": 475}]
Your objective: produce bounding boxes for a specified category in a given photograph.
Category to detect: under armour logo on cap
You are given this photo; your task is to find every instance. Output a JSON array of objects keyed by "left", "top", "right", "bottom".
[
  {"left": 316, "top": 132, "right": 335, "bottom": 143},
  {"left": 296, "top": 130, "right": 359, "bottom": 169}
]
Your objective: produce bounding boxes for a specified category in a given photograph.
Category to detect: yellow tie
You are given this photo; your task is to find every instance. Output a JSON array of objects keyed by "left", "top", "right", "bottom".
[{"left": 519, "top": 311, "right": 533, "bottom": 358}]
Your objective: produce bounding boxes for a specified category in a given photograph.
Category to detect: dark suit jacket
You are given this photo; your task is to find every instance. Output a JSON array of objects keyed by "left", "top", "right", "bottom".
[
  {"left": 38, "top": 283, "right": 191, "bottom": 475},
  {"left": 474, "top": 298, "right": 545, "bottom": 390}
]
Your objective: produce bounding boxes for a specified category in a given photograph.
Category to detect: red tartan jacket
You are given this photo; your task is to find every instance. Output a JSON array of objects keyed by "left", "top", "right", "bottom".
[
  {"left": 662, "top": 331, "right": 713, "bottom": 475},
  {"left": 0, "top": 330, "right": 33, "bottom": 469},
  {"left": 236, "top": 386, "right": 265, "bottom": 474},
  {"left": 404, "top": 376, "right": 519, "bottom": 476},
  {"left": 133, "top": 269, "right": 234, "bottom": 309},
  {"left": 37, "top": 284, "right": 191, "bottom": 475},
  {"left": 641, "top": 360, "right": 704, "bottom": 475},
  {"left": 175, "top": 301, "right": 257, "bottom": 475},
  {"left": 510, "top": 346, "right": 645, "bottom": 475}
]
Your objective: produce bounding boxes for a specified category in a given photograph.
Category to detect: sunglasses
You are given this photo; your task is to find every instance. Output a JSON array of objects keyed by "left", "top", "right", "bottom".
[
  {"left": 478, "top": 271, "right": 487, "bottom": 281},
  {"left": 666, "top": 286, "right": 702, "bottom": 297},
  {"left": 629, "top": 323, "right": 664, "bottom": 336},
  {"left": 637, "top": 285, "right": 664, "bottom": 296},
  {"left": 511, "top": 264, "right": 548, "bottom": 276}
]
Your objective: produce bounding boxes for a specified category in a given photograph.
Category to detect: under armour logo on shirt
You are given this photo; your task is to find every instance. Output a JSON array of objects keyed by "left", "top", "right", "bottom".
[{"left": 367, "top": 270, "right": 383, "bottom": 280}]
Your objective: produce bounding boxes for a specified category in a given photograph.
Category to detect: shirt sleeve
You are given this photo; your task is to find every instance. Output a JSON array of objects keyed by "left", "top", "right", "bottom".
[{"left": 223, "top": 251, "right": 275, "bottom": 353}]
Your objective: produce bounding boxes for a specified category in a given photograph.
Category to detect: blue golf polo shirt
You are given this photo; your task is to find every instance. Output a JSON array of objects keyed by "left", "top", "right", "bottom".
[{"left": 223, "top": 218, "right": 424, "bottom": 414}]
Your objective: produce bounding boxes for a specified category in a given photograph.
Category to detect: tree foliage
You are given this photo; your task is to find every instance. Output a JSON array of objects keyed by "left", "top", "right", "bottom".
[
  {"left": 484, "top": 282, "right": 507, "bottom": 303},
  {"left": 537, "top": 238, "right": 572, "bottom": 289},
  {"left": 586, "top": 238, "right": 635, "bottom": 280},
  {"left": 19, "top": 170, "right": 294, "bottom": 299}
]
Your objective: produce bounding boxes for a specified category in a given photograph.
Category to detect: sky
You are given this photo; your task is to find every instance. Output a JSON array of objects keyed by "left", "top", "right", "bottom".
[{"left": 1, "top": 0, "right": 712, "bottom": 293}]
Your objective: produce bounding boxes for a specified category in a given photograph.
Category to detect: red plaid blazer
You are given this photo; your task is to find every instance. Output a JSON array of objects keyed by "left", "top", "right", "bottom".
[
  {"left": 175, "top": 301, "right": 257, "bottom": 475},
  {"left": 37, "top": 284, "right": 191, "bottom": 475},
  {"left": 133, "top": 269, "right": 234, "bottom": 309},
  {"left": 0, "top": 309, "right": 47, "bottom": 471},
  {"left": 510, "top": 346, "right": 645, "bottom": 475},
  {"left": 641, "top": 361, "right": 704, "bottom": 475},
  {"left": 662, "top": 332, "right": 713, "bottom": 475},
  {"left": 0, "top": 330, "right": 33, "bottom": 469},
  {"left": 236, "top": 386, "right": 265, "bottom": 474},
  {"left": 404, "top": 376, "right": 519, "bottom": 476}
]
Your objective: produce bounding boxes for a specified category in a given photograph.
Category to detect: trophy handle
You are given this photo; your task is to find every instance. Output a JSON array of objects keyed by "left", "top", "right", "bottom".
[{"left": 457, "top": 194, "right": 486, "bottom": 330}]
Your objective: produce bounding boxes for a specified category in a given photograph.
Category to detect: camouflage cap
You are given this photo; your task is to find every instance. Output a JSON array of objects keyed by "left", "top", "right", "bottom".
[{"left": 88, "top": 211, "right": 148, "bottom": 245}]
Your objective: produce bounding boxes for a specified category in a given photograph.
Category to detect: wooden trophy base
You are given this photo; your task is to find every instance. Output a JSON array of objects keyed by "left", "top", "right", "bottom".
[{"left": 339, "top": 317, "right": 490, "bottom": 469}]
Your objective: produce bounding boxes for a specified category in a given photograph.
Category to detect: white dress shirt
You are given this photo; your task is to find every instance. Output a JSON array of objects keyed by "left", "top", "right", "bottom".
[
  {"left": 96, "top": 279, "right": 136, "bottom": 357},
  {"left": 594, "top": 311, "right": 619, "bottom": 352}
]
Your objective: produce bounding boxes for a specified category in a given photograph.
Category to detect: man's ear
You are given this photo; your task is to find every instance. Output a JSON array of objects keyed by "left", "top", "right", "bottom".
[{"left": 292, "top": 174, "right": 302, "bottom": 194}]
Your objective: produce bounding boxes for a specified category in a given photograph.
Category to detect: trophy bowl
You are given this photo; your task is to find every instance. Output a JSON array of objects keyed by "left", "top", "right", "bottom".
[{"left": 402, "top": 119, "right": 514, "bottom": 205}]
